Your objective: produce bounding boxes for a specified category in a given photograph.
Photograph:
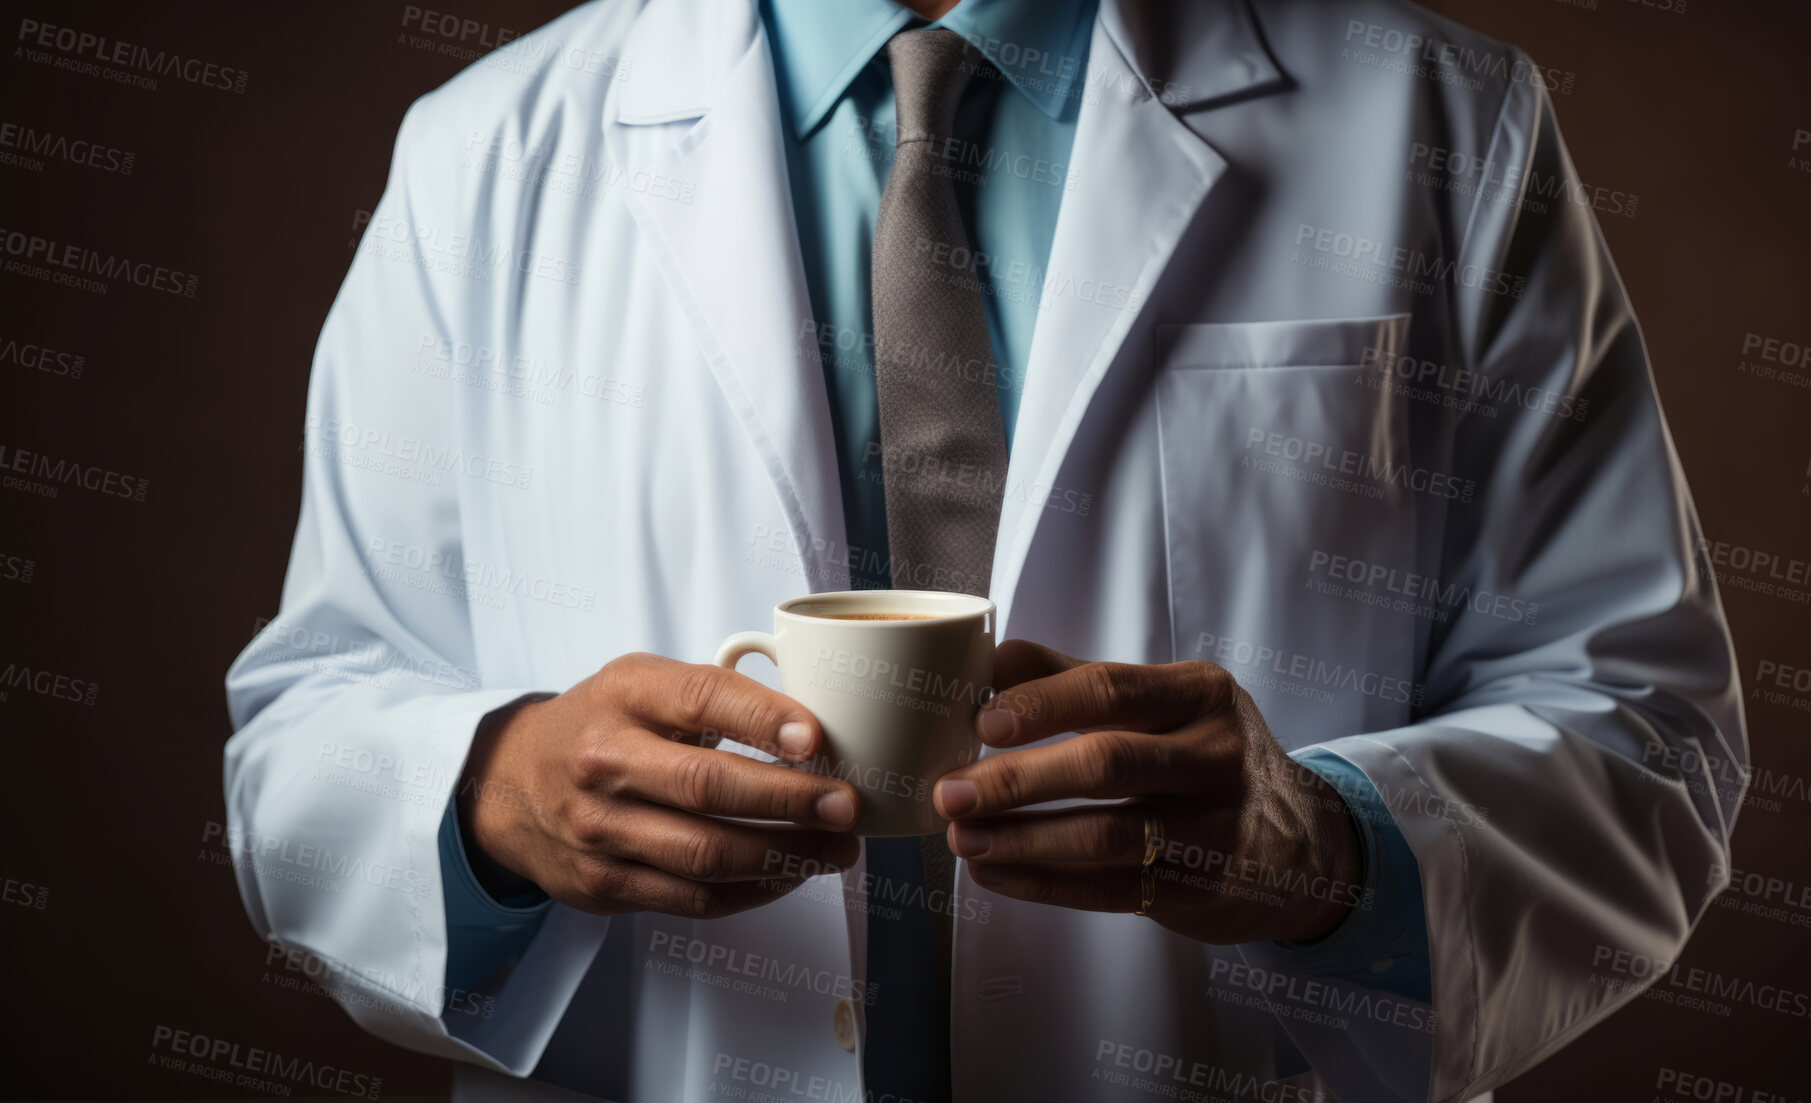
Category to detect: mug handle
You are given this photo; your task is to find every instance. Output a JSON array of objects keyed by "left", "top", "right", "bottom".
[{"left": 714, "top": 631, "right": 778, "bottom": 671}]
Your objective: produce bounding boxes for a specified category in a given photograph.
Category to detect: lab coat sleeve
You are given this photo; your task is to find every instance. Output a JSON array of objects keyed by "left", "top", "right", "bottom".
[
  {"left": 222, "top": 96, "right": 609, "bottom": 1075},
  {"left": 1244, "top": 54, "right": 1746, "bottom": 1103}
]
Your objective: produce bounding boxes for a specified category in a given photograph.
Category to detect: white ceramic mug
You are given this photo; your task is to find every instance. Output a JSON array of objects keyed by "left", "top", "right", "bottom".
[{"left": 713, "top": 590, "right": 995, "bottom": 837}]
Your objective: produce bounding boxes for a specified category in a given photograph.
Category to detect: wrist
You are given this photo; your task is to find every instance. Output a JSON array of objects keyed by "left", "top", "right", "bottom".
[
  {"left": 1291, "top": 772, "right": 1366, "bottom": 942},
  {"left": 457, "top": 693, "right": 555, "bottom": 901}
]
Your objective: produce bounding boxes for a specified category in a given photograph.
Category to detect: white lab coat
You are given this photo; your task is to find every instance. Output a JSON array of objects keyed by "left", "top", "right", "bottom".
[{"left": 224, "top": 0, "right": 1746, "bottom": 1100}]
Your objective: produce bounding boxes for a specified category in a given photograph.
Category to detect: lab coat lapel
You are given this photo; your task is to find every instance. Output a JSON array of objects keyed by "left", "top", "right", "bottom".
[
  {"left": 606, "top": 1, "right": 863, "bottom": 1061},
  {"left": 992, "top": 0, "right": 1284, "bottom": 636},
  {"left": 608, "top": 0, "right": 850, "bottom": 591}
]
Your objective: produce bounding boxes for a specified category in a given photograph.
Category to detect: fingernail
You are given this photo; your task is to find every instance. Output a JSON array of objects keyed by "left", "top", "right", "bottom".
[
  {"left": 816, "top": 790, "right": 856, "bottom": 827},
  {"left": 969, "top": 863, "right": 1001, "bottom": 887},
  {"left": 977, "top": 708, "right": 1014, "bottom": 744},
  {"left": 778, "top": 721, "right": 813, "bottom": 757},
  {"left": 936, "top": 778, "right": 978, "bottom": 818},
  {"left": 949, "top": 822, "right": 990, "bottom": 858}
]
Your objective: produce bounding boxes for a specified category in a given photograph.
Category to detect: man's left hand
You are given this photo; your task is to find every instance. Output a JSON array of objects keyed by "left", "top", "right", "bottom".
[{"left": 935, "top": 640, "right": 1365, "bottom": 945}]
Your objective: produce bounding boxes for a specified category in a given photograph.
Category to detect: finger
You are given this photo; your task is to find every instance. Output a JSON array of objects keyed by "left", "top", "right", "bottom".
[
  {"left": 989, "top": 639, "right": 1084, "bottom": 691},
  {"left": 612, "top": 654, "right": 823, "bottom": 763},
  {"left": 564, "top": 856, "right": 812, "bottom": 920},
  {"left": 598, "top": 733, "right": 860, "bottom": 830},
  {"left": 946, "top": 804, "right": 1146, "bottom": 864},
  {"left": 966, "top": 861, "right": 1136, "bottom": 914},
  {"left": 602, "top": 802, "right": 862, "bottom": 882},
  {"left": 934, "top": 731, "right": 1167, "bottom": 819},
  {"left": 972, "top": 641, "right": 1078, "bottom": 746},
  {"left": 977, "top": 658, "right": 1234, "bottom": 748}
]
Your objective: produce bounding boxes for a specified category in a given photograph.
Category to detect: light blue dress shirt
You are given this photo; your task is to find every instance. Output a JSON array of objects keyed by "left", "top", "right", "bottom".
[
  {"left": 439, "top": 796, "right": 554, "bottom": 997},
  {"left": 439, "top": 0, "right": 1430, "bottom": 1029}
]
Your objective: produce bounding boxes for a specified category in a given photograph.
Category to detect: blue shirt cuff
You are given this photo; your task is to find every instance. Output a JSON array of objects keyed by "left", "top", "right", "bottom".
[
  {"left": 1273, "top": 750, "right": 1431, "bottom": 1004},
  {"left": 438, "top": 799, "right": 553, "bottom": 1000}
]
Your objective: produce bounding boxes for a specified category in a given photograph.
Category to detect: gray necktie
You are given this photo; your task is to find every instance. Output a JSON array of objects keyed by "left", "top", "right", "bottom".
[
  {"left": 871, "top": 25, "right": 1006, "bottom": 1092},
  {"left": 874, "top": 27, "right": 1008, "bottom": 604}
]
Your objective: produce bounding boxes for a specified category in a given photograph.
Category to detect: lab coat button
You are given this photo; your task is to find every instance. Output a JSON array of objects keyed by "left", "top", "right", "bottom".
[{"left": 832, "top": 997, "right": 857, "bottom": 1052}]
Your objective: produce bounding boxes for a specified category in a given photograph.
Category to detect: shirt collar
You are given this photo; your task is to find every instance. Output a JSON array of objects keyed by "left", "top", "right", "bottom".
[{"left": 762, "top": 0, "right": 1095, "bottom": 139}]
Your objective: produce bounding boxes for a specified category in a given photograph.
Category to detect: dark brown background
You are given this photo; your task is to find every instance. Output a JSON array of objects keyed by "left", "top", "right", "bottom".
[{"left": 2, "top": 0, "right": 1805, "bottom": 1098}]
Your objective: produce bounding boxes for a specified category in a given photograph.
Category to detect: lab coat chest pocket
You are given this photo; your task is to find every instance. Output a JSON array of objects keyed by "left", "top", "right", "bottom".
[{"left": 1154, "top": 315, "right": 1421, "bottom": 747}]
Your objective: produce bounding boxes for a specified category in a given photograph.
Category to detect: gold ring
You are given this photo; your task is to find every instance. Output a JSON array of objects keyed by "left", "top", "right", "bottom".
[{"left": 1137, "top": 804, "right": 1162, "bottom": 917}]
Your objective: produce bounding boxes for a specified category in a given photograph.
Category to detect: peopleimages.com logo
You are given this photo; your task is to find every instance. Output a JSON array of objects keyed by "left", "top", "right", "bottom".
[
  {"left": 0, "top": 225, "right": 198, "bottom": 297},
  {"left": 149, "top": 1025, "right": 381, "bottom": 1097},
  {"left": 15, "top": 19, "right": 250, "bottom": 94}
]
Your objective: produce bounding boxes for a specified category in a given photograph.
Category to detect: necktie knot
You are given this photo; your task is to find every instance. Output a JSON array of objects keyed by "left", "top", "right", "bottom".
[{"left": 886, "top": 27, "right": 976, "bottom": 145}]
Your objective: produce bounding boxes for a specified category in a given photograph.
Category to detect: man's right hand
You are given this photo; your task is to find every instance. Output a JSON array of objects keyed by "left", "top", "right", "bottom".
[{"left": 457, "top": 653, "right": 861, "bottom": 918}]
